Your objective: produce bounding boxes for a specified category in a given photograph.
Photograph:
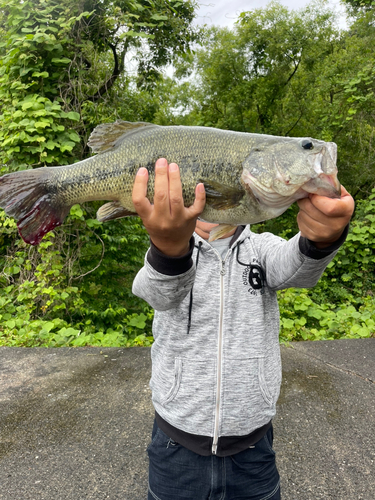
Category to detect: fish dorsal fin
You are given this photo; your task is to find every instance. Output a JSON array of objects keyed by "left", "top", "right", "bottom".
[{"left": 88, "top": 120, "right": 157, "bottom": 153}]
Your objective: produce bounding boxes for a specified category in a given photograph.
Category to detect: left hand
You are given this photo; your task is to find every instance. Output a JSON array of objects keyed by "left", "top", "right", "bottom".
[
  {"left": 132, "top": 158, "right": 206, "bottom": 256},
  {"left": 297, "top": 185, "right": 355, "bottom": 248}
]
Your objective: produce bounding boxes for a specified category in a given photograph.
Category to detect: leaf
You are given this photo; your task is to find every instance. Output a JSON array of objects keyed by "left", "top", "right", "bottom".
[
  {"left": 70, "top": 204, "right": 84, "bottom": 218},
  {"left": 121, "top": 30, "right": 154, "bottom": 39},
  {"left": 51, "top": 57, "right": 71, "bottom": 64},
  {"left": 127, "top": 313, "right": 147, "bottom": 329},
  {"left": 307, "top": 308, "right": 323, "bottom": 319},
  {"left": 355, "top": 326, "right": 370, "bottom": 338},
  {"left": 45, "top": 140, "right": 57, "bottom": 150},
  {"left": 31, "top": 71, "right": 49, "bottom": 78},
  {"left": 19, "top": 67, "right": 33, "bottom": 76},
  {"left": 150, "top": 14, "right": 169, "bottom": 21},
  {"left": 57, "top": 327, "right": 81, "bottom": 336},
  {"left": 21, "top": 102, "right": 34, "bottom": 110},
  {"left": 281, "top": 318, "right": 295, "bottom": 329},
  {"left": 86, "top": 218, "right": 102, "bottom": 228},
  {"left": 41, "top": 322, "right": 55, "bottom": 333},
  {"left": 6, "top": 319, "right": 16, "bottom": 329},
  {"left": 68, "top": 132, "right": 80, "bottom": 142},
  {"left": 66, "top": 111, "right": 80, "bottom": 121},
  {"left": 35, "top": 121, "right": 50, "bottom": 128}
]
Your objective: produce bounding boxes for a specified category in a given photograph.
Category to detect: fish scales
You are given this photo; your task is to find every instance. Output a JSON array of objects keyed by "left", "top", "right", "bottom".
[
  {"left": 54, "top": 126, "right": 256, "bottom": 223},
  {"left": 56, "top": 127, "right": 242, "bottom": 202},
  {"left": 0, "top": 121, "right": 341, "bottom": 245}
]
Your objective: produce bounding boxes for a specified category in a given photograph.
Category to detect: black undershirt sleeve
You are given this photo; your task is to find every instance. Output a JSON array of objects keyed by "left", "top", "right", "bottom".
[{"left": 299, "top": 224, "right": 349, "bottom": 260}]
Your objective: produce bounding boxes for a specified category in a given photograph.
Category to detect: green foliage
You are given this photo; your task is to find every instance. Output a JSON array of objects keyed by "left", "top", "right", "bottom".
[
  {"left": 0, "top": 0, "right": 374, "bottom": 348},
  {"left": 0, "top": 0, "right": 86, "bottom": 169},
  {"left": 277, "top": 191, "right": 375, "bottom": 342},
  {"left": 342, "top": 0, "right": 375, "bottom": 13},
  {"left": 0, "top": 0, "right": 198, "bottom": 348},
  {"left": 324, "top": 194, "right": 375, "bottom": 295},
  {"left": 164, "top": 3, "right": 340, "bottom": 133},
  {"left": 0, "top": 0, "right": 199, "bottom": 170},
  {"left": 158, "top": 0, "right": 375, "bottom": 344},
  {"left": 0, "top": 211, "right": 154, "bottom": 347},
  {"left": 278, "top": 289, "right": 374, "bottom": 342},
  {"left": 164, "top": 1, "right": 375, "bottom": 197}
]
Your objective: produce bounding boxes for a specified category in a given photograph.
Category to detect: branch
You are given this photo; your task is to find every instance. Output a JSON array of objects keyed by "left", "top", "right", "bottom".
[
  {"left": 87, "top": 41, "right": 128, "bottom": 102},
  {"left": 285, "top": 111, "right": 303, "bottom": 136},
  {"left": 72, "top": 230, "right": 105, "bottom": 280},
  {"left": 256, "top": 103, "right": 266, "bottom": 127},
  {"left": 284, "top": 57, "right": 301, "bottom": 87}
]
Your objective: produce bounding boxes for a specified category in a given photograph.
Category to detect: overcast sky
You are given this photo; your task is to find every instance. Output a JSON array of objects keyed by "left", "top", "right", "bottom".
[{"left": 194, "top": 0, "right": 345, "bottom": 28}]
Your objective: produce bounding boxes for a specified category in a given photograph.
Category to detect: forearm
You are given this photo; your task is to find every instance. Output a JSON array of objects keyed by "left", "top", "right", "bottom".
[
  {"left": 132, "top": 237, "right": 196, "bottom": 311},
  {"left": 256, "top": 227, "right": 348, "bottom": 291}
]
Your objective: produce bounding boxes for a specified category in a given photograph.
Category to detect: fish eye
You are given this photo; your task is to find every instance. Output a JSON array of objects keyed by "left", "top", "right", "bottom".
[{"left": 301, "top": 139, "right": 314, "bottom": 150}]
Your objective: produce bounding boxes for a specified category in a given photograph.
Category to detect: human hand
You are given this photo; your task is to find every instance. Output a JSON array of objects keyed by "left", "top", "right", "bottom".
[
  {"left": 297, "top": 185, "right": 355, "bottom": 248},
  {"left": 132, "top": 158, "right": 206, "bottom": 257}
]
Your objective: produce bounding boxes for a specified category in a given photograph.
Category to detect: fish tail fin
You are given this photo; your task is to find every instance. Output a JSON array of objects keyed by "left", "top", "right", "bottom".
[{"left": 0, "top": 168, "right": 69, "bottom": 245}]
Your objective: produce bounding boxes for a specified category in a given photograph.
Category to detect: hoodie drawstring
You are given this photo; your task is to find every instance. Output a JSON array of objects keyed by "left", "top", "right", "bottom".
[{"left": 187, "top": 241, "right": 202, "bottom": 334}]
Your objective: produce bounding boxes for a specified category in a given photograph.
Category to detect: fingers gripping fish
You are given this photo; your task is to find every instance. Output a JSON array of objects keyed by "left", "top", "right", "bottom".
[{"left": 0, "top": 121, "right": 341, "bottom": 245}]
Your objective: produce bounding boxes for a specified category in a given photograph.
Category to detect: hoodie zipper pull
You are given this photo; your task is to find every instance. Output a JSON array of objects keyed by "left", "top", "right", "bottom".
[{"left": 220, "top": 261, "right": 226, "bottom": 276}]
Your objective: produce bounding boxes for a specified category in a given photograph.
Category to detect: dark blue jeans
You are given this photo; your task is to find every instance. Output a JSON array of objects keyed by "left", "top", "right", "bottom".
[{"left": 147, "top": 420, "right": 280, "bottom": 500}]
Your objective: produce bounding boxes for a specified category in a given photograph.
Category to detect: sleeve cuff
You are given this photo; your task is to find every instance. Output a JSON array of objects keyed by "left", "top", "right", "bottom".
[
  {"left": 299, "top": 224, "right": 349, "bottom": 260},
  {"left": 146, "top": 237, "right": 195, "bottom": 276}
]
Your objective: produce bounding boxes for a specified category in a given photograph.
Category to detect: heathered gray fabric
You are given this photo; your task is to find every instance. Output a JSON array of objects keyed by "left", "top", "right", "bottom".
[
  {"left": 132, "top": 226, "right": 339, "bottom": 438},
  {"left": 209, "top": 237, "right": 231, "bottom": 259}
]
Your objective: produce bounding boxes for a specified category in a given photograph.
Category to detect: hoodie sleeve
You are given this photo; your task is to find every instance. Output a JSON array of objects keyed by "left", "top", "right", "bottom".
[
  {"left": 132, "top": 237, "right": 197, "bottom": 311},
  {"left": 253, "top": 225, "right": 348, "bottom": 291}
]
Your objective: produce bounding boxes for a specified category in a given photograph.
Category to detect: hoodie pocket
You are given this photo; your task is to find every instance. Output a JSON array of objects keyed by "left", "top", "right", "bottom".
[
  {"left": 221, "top": 356, "right": 277, "bottom": 434},
  {"left": 224, "top": 356, "right": 274, "bottom": 408},
  {"left": 160, "top": 357, "right": 183, "bottom": 406},
  {"left": 258, "top": 357, "right": 273, "bottom": 407}
]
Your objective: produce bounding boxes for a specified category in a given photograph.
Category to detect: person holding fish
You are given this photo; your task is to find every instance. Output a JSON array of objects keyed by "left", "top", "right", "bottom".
[
  {"left": 132, "top": 157, "right": 354, "bottom": 500},
  {"left": 0, "top": 119, "right": 355, "bottom": 498}
]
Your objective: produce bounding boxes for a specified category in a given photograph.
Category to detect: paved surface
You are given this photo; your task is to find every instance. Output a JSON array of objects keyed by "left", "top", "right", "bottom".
[
  {"left": 0, "top": 339, "right": 374, "bottom": 500},
  {"left": 276, "top": 339, "right": 374, "bottom": 500}
]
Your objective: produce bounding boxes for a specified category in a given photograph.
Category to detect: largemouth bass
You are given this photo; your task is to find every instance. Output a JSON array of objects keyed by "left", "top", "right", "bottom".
[{"left": 0, "top": 120, "right": 341, "bottom": 245}]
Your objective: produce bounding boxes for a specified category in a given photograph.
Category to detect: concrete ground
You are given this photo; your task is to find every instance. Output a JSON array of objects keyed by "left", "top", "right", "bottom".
[{"left": 0, "top": 338, "right": 374, "bottom": 500}]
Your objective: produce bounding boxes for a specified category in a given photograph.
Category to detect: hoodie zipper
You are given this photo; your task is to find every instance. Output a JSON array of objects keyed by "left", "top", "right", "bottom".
[{"left": 212, "top": 256, "right": 227, "bottom": 455}]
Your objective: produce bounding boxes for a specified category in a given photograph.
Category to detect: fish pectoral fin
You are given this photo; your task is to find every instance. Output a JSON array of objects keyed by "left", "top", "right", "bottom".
[
  {"left": 208, "top": 224, "right": 238, "bottom": 242},
  {"left": 202, "top": 180, "right": 244, "bottom": 210},
  {"left": 96, "top": 202, "right": 137, "bottom": 222},
  {"left": 88, "top": 120, "right": 157, "bottom": 153}
]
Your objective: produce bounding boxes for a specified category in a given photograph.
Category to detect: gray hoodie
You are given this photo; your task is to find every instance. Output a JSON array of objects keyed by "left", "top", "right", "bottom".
[{"left": 132, "top": 225, "right": 345, "bottom": 455}]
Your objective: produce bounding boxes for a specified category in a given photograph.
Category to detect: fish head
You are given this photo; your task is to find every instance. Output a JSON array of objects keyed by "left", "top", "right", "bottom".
[{"left": 242, "top": 136, "right": 341, "bottom": 210}]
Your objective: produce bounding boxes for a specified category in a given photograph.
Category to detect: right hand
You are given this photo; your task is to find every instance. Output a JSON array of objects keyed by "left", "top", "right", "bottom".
[{"left": 132, "top": 158, "right": 206, "bottom": 257}]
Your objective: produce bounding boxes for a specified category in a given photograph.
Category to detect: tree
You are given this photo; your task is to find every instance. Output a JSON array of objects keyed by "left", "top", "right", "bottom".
[
  {"left": 164, "top": 0, "right": 375, "bottom": 196},
  {"left": 341, "top": 0, "right": 375, "bottom": 14},
  {"left": 0, "top": 0, "right": 198, "bottom": 347},
  {"left": 0, "top": 0, "right": 198, "bottom": 170},
  {"left": 320, "top": 0, "right": 375, "bottom": 196}
]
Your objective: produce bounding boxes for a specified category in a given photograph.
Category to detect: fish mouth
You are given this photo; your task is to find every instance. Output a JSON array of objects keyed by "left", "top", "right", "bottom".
[{"left": 301, "top": 173, "right": 341, "bottom": 198}]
